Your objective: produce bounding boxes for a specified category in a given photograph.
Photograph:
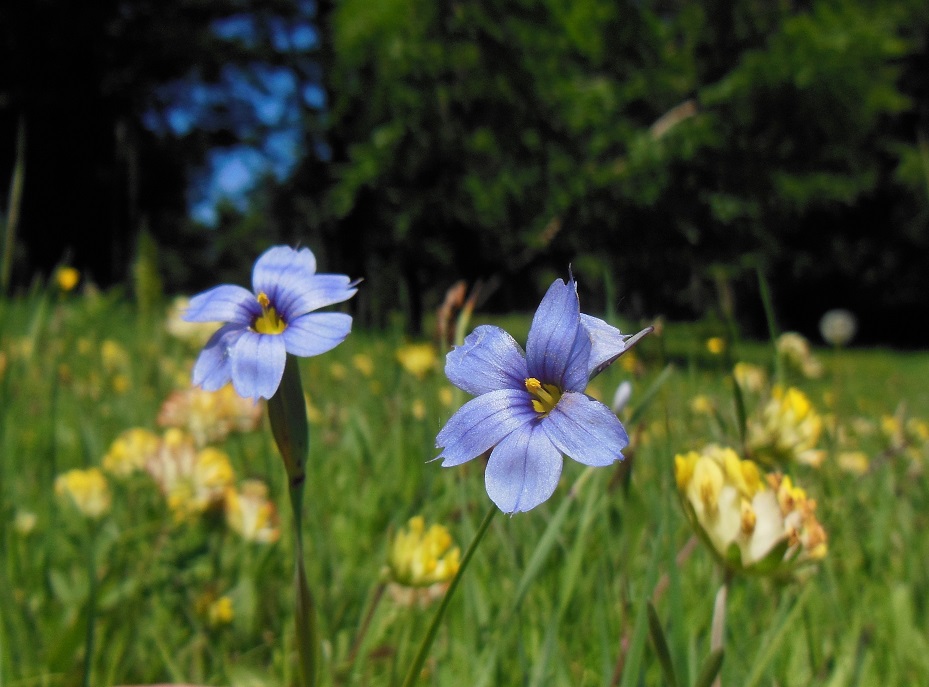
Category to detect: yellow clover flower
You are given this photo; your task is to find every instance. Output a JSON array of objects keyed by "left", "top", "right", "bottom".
[
  {"left": 387, "top": 516, "right": 460, "bottom": 588},
  {"left": 55, "top": 468, "right": 111, "bottom": 519},
  {"left": 732, "top": 362, "right": 767, "bottom": 394},
  {"left": 157, "top": 384, "right": 262, "bottom": 447},
  {"left": 776, "top": 332, "right": 823, "bottom": 379},
  {"left": 55, "top": 266, "right": 80, "bottom": 292},
  {"left": 748, "top": 386, "right": 825, "bottom": 467},
  {"left": 675, "top": 445, "right": 827, "bottom": 575},
  {"left": 396, "top": 343, "right": 437, "bottom": 379},
  {"left": 102, "top": 428, "right": 161, "bottom": 477},
  {"left": 144, "top": 429, "right": 235, "bottom": 522},
  {"left": 225, "top": 480, "right": 280, "bottom": 544}
]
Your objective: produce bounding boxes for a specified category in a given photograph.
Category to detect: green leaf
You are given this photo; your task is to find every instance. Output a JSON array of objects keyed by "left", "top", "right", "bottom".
[
  {"left": 647, "top": 601, "right": 679, "bottom": 687},
  {"left": 693, "top": 648, "right": 724, "bottom": 687}
]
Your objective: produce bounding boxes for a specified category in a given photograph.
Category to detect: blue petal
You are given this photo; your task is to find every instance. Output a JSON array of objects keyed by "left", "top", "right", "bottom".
[
  {"left": 283, "top": 312, "right": 352, "bottom": 357},
  {"left": 252, "top": 246, "right": 356, "bottom": 320},
  {"left": 192, "top": 324, "right": 247, "bottom": 391},
  {"left": 542, "top": 391, "right": 628, "bottom": 466},
  {"left": 436, "top": 388, "right": 537, "bottom": 467},
  {"left": 526, "top": 278, "right": 591, "bottom": 392},
  {"left": 230, "top": 330, "right": 288, "bottom": 400},
  {"left": 281, "top": 274, "right": 358, "bottom": 319},
  {"left": 446, "top": 325, "right": 528, "bottom": 396},
  {"left": 184, "top": 285, "right": 258, "bottom": 324},
  {"left": 580, "top": 314, "right": 629, "bottom": 380},
  {"left": 485, "top": 422, "right": 563, "bottom": 513}
]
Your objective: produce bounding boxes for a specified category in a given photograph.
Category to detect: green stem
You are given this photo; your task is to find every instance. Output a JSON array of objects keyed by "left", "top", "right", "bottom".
[
  {"left": 400, "top": 504, "right": 498, "bottom": 687},
  {"left": 82, "top": 522, "right": 98, "bottom": 687},
  {"left": 268, "top": 355, "right": 317, "bottom": 687},
  {"left": 289, "top": 481, "right": 318, "bottom": 687},
  {"left": 709, "top": 576, "right": 729, "bottom": 687}
]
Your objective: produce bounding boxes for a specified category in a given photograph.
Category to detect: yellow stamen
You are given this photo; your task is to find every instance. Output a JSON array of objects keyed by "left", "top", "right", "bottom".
[
  {"left": 525, "top": 377, "right": 563, "bottom": 416},
  {"left": 253, "top": 292, "right": 287, "bottom": 335}
]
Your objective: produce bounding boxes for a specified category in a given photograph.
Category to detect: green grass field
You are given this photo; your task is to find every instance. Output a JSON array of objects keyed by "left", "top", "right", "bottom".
[{"left": 2, "top": 288, "right": 929, "bottom": 686}]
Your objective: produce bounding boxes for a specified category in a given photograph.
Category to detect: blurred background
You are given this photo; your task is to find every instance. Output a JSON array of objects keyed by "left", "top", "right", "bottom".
[{"left": 1, "top": 0, "right": 927, "bottom": 343}]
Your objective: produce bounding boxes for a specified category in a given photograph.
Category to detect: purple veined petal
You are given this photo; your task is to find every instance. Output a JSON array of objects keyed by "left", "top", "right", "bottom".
[
  {"left": 445, "top": 325, "right": 528, "bottom": 396},
  {"left": 253, "top": 246, "right": 317, "bottom": 295},
  {"left": 526, "top": 278, "right": 591, "bottom": 393},
  {"left": 184, "top": 285, "right": 259, "bottom": 324},
  {"left": 542, "top": 391, "right": 628, "bottom": 466},
  {"left": 485, "top": 422, "right": 563, "bottom": 513},
  {"left": 580, "top": 314, "right": 628, "bottom": 380},
  {"left": 436, "top": 388, "right": 538, "bottom": 467},
  {"left": 279, "top": 274, "right": 358, "bottom": 319},
  {"left": 282, "top": 312, "right": 352, "bottom": 357},
  {"left": 192, "top": 323, "right": 247, "bottom": 391},
  {"left": 229, "top": 330, "right": 288, "bottom": 400}
]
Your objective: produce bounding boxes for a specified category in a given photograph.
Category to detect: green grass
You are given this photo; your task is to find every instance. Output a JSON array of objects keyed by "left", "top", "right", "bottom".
[{"left": 1, "top": 289, "right": 929, "bottom": 686}]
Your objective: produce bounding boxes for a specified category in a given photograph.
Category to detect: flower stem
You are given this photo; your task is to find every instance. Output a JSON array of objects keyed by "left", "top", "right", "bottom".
[
  {"left": 289, "top": 480, "right": 318, "bottom": 687},
  {"left": 400, "top": 504, "right": 498, "bottom": 687},
  {"left": 268, "top": 355, "right": 317, "bottom": 687},
  {"left": 710, "top": 578, "right": 729, "bottom": 687}
]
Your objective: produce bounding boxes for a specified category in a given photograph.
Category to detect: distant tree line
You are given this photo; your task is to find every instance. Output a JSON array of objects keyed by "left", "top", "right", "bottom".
[{"left": 2, "top": 0, "right": 928, "bottom": 344}]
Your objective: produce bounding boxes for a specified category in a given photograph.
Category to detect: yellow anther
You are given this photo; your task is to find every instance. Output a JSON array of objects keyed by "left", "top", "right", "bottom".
[
  {"left": 254, "top": 292, "right": 286, "bottom": 335},
  {"left": 524, "top": 377, "right": 563, "bottom": 416}
]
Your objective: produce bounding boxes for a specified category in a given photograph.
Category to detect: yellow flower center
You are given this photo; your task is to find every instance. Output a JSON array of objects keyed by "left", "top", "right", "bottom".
[
  {"left": 525, "top": 377, "right": 563, "bottom": 416},
  {"left": 253, "top": 292, "right": 287, "bottom": 335}
]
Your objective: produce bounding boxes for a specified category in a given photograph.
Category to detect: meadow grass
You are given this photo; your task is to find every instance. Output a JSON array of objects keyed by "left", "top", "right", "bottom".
[{"left": 1, "top": 288, "right": 929, "bottom": 686}]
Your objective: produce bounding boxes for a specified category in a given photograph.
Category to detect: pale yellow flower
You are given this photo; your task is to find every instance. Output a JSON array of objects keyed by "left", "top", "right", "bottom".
[
  {"left": 438, "top": 387, "right": 454, "bottom": 407},
  {"left": 102, "top": 428, "right": 161, "bottom": 477},
  {"left": 225, "top": 480, "right": 280, "bottom": 544},
  {"left": 330, "top": 362, "right": 347, "bottom": 381},
  {"left": 55, "top": 266, "right": 80, "bottom": 292},
  {"left": 733, "top": 362, "right": 766, "bottom": 394},
  {"left": 14, "top": 510, "right": 37, "bottom": 536},
  {"left": 157, "top": 384, "right": 262, "bottom": 446},
  {"left": 396, "top": 343, "right": 437, "bottom": 379},
  {"left": 675, "top": 445, "right": 827, "bottom": 573},
  {"left": 101, "top": 340, "right": 130, "bottom": 374},
  {"left": 145, "top": 430, "right": 235, "bottom": 521},
  {"left": 411, "top": 399, "right": 427, "bottom": 421},
  {"left": 55, "top": 468, "right": 111, "bottom": 519},
  {"left": 838, "top": 451, "right": 870, "bottom": 475},
  {"left": 748, "top": 386, "right": 825, "bottom": 467},
  {"left": 776, "top": 332, "right": 823, "bottom": 379},
  {"left": 352, "top": 353, "right": 375, "bottom": 377},
  {"left": 689, "top": 395, "right": 716, "bottom": 416},
  {"left": 195, "top": 592, "right": 235, "bottom": 628},
  {"left": 387, "top": 516, "right": 460, "bottom": 588}
]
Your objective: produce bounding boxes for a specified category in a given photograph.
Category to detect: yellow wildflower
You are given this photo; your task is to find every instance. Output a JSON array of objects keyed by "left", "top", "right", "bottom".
[
  {"left": 195, "top": 592, "right": 235, "bottom": 628},
  {"left": 352, "top": 353, "right": 375, "bottom": 377},
  {"left": 145, "top": 430, "right": 235, "bottom": 521},
  {"left": 14, "top": 510, "right": 37, "bottom": 536},
  {"left": 776, "top": 332, "right": 823, "bottom": 379},
  {"left": 101, "top": 340, "right": 130, "bottom": 374},
  {"left": 55, "top": 468, "right": 111, "bottom": 519},
  {"left": 705, "top": 337, "right": 726, "bottom": 355},
  {"left": 330, "top": 362, "right": 347, "bottom": 381},
  {"left": 411, "top": 398, "right": 427, "bottom": 421},
  {"left": 675, "top": 445, "right": 827, "bottom": 574},
  {"left": 225, "top": 480, "right": 280, "bottom": 544},
  {"left": 439, "top": 387, "right": 454, "bottom": 407},
  {"left": 396, "top": 343, "right": 437, "bottom": 379},
  {"left": 733, "top": 362, "right": 766, "bottom": 394},
  {"left": 387, "top": 516, "right": 460, "bottom": 588},
  {"left": 157, "top": 384, "right": 262, "bottom": 446},
  {"left": 102, "top": 428, "right": 161, "bottom": 477},
  {"left": 55, "top": 266, "right": 80, "bottom": 292},
  {"left": 748, "top": 386, "right": 825, "bottom": 467},
  {"left": 689, "top": 395, "right": 716, "bottom": 416},
  {"left": 838, "top": 451, "right": 870, "bottom": 475}
]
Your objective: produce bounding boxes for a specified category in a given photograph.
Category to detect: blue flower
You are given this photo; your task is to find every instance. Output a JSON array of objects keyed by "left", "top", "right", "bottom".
[
  {"left": 183, "top": 245, "right": 358, "bottom": 400},
  {"left": 436, "top": 276, "right": 643, "bottom": 513}
]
